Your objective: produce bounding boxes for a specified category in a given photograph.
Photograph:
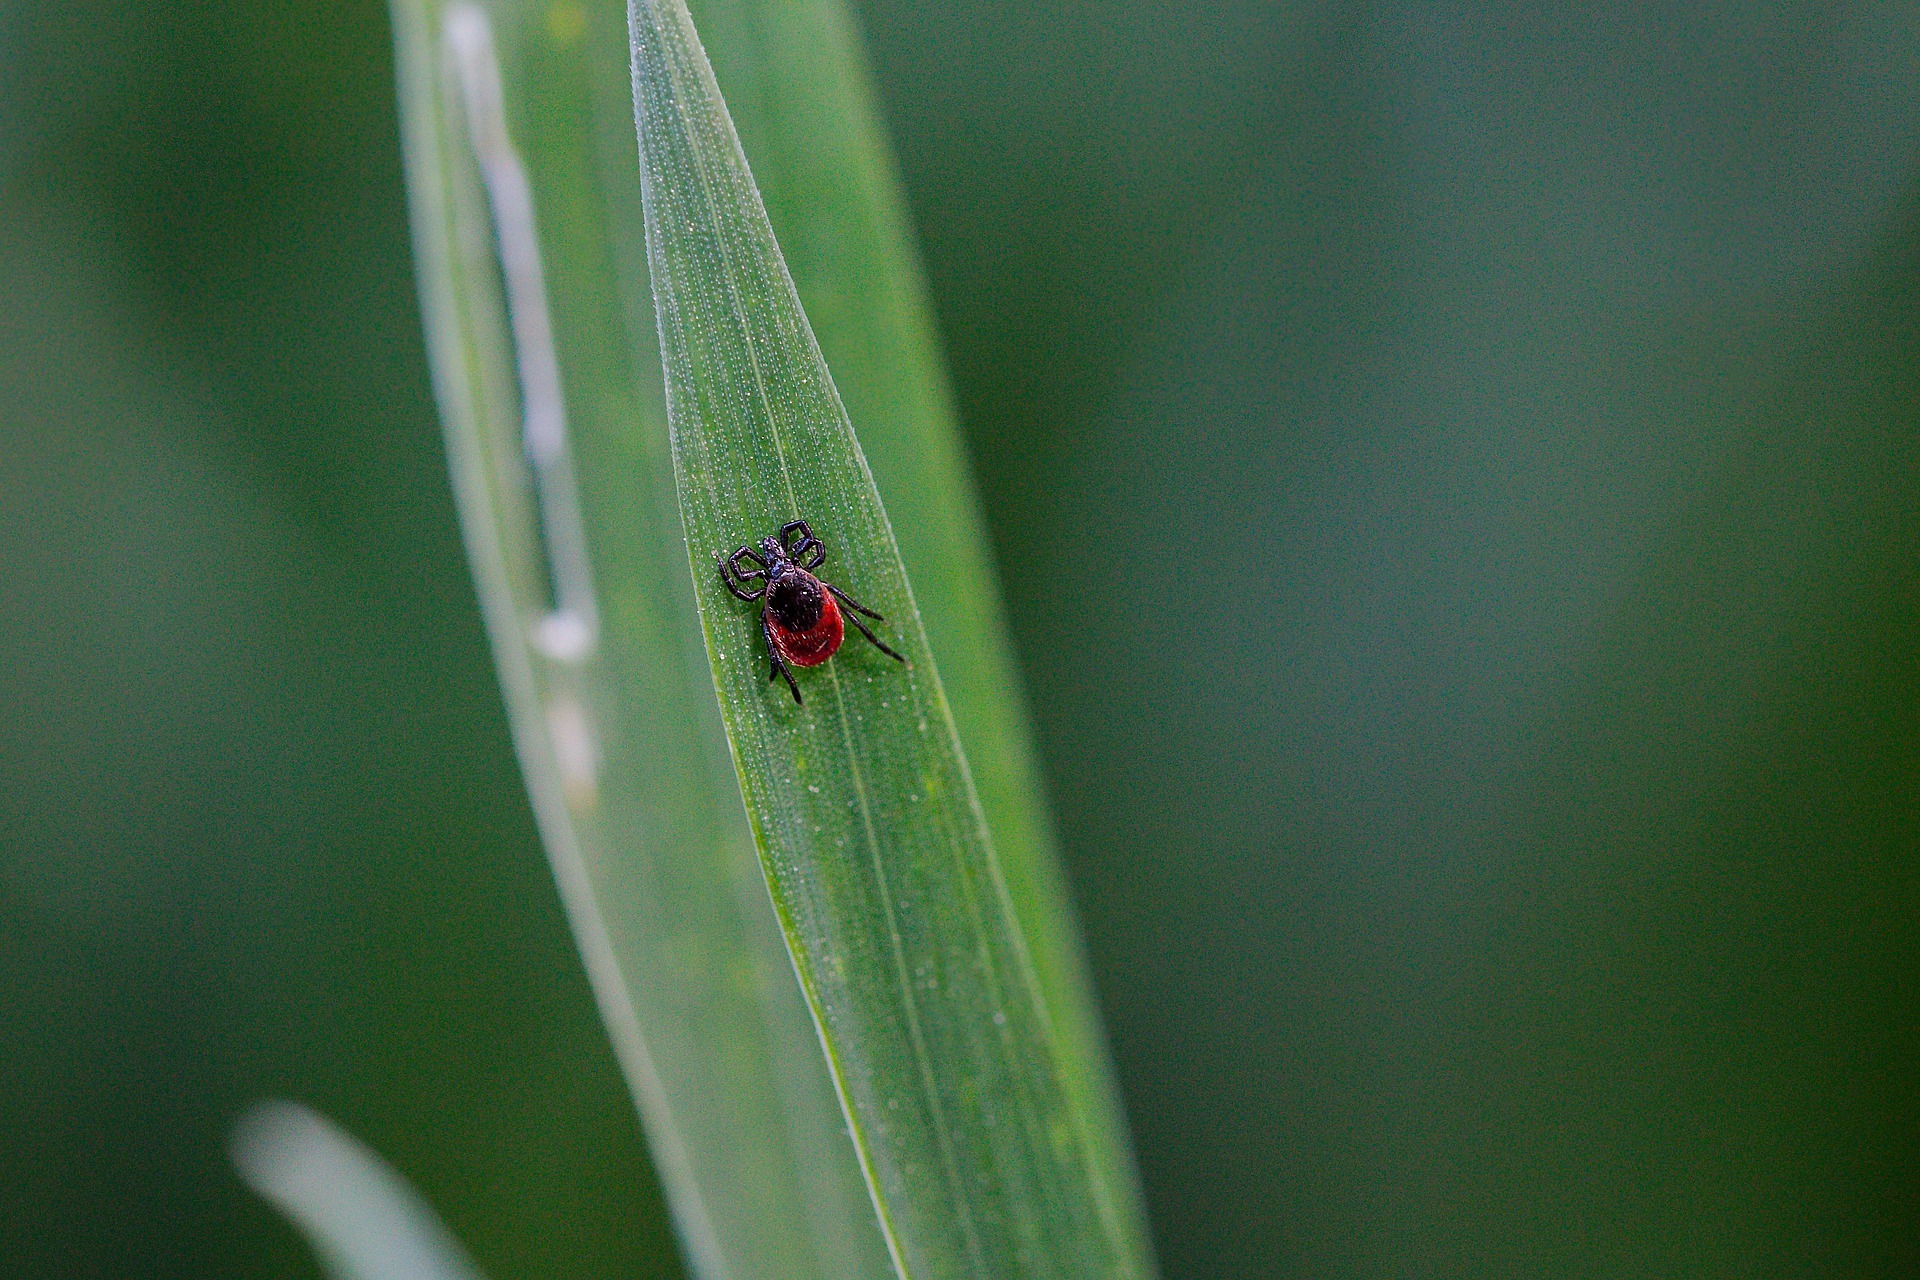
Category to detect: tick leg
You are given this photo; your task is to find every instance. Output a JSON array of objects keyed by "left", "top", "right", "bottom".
[
  {"left": 827, "top": 586, "right": 905, "bottom": 663},
  {"left": 763, "top": 614, "right": 802, "bottom": 703},
  {"left": 795, "top": 538, "right": 825, "bottom": 571},
  {"left": 728, "top": 544, "right": 769, "bottom": 577},
  {"left": 824, "top": 582, "right": 885, "bottom": 621},
  {"left": 717, "top": 552, "right": 765, "bottom": 601},
  {"left": 779, "top": 519, "right": 813, "bottom": 556}
]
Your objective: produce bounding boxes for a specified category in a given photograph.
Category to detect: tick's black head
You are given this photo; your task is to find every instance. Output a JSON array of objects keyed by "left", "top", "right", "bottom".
[{"left": 758, "top": 534, "right": 788, "bottom": 567}]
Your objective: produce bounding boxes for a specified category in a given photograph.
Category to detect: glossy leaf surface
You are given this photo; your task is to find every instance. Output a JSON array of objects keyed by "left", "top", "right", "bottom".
[{"left": 628, "top": 2, "right": 1157, "bottom": 1276}]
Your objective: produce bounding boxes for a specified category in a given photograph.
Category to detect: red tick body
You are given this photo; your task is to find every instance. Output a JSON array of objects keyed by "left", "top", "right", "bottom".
[
  {"left": 717, "top": 519, "right": 904, "bottom": 704},
  {"left": 765, "top": 568, "right": 844, "bottom": 667}
]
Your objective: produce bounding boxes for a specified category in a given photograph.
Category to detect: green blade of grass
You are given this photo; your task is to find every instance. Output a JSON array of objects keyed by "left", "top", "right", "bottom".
[
  {"left": 390, "top": 3, "right": 892, "bottom": 1277},
  {"left": 233, "top": 1101, "right": 485, "bottom": 1280},
  {"left": 678, "top": 6, "right": 1155, "bottom": 1273},
  {"left": 627, "top": 2, "right": 1157, "bottom": 1276}
]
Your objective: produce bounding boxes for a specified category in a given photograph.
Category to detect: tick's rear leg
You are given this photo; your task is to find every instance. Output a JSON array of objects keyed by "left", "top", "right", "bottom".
[
  {"left": 763, "top": 614, "right": 802, "bottom": 703},
  {"left": 824, "top": 582, "right": 884, "bottom": 620},
  {"left": 826, "top": 586, "right": 904, "bottom": 663}
]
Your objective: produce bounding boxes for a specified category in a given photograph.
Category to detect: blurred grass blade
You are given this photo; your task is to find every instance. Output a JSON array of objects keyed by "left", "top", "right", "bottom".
[
  {"left": 232, "top": 1100, "right": 484, "bottom": 1280},
  {"left": 627, "top": 2, "right": 1157, "bottom": 1276},
  {"left": 390, "top": 2, "right": 891, "bottom": 1278}
]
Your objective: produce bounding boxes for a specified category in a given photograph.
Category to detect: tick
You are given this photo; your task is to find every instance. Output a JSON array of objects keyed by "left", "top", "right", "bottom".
[{"left": 717, "top": 519, "right": 904, "bottom": 704}]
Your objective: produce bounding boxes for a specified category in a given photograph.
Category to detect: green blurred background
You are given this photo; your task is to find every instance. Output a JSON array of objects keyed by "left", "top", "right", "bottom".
[{"left": 4, "top": 1, "right": 1917, "bottom": 1276}]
